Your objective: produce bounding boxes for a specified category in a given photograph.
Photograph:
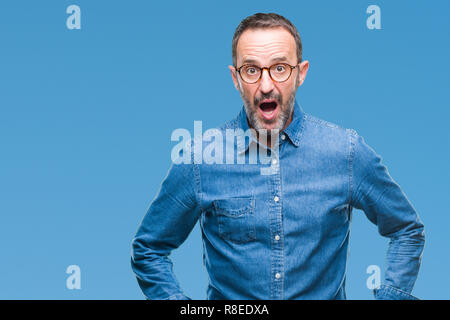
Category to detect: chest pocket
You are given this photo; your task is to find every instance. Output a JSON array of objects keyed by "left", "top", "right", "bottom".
[{"left": 212, "top": 196, "right": 256, "bottom": 244}]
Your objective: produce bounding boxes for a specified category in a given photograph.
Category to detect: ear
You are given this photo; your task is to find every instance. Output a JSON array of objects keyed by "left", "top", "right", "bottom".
[
  {"left": 229, "top": 65, "right": 240, "bottom": 91},
  {"left": 296, "top": 60, "right": 309, "bottom": 88}
]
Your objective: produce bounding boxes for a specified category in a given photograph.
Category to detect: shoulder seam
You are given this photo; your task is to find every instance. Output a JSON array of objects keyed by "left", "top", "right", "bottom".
[
  {"left": 348, "top": 129, "right": 356, "bottom": 207},
  {"left": 189, "top": 137, "right": 204, "bottom": 214},
  {"left": 304, "top": 113, "right": 346, "bottom": 131},
  {"left": 218, "top": 117, "right": 240, "bottom": 131}
]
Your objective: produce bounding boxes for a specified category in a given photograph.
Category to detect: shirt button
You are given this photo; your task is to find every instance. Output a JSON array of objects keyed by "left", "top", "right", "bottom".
[
  {"left": 275, "top": 273, "right": 281, "bottom": 279},
  {"left": 273, "top": 196, "right": 279, "bottom": 202},
  {"left": 272, "top": 159, "right": 278, "bottom": 165},
  {"left": 281, "top": 134, "right": 286, "bottom": 140},
  {"left": 274, "top": 235, "right": 280, "bottom": 241}
]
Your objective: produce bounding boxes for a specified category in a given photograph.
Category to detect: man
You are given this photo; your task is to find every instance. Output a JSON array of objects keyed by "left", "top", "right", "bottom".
[{"left": 131, "top": 13, "right": 425, "bottom": 300}]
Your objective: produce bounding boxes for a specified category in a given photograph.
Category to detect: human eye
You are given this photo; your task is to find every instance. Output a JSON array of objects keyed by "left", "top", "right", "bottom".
[
  {"left": 273, "top": 64, "right": 286, "bottom": 73},
  {"left": 245, "top": 66, "right": 258, "bottom": 75}
]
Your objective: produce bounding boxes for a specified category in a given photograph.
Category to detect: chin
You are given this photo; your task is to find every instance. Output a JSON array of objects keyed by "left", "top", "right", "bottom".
[{"left": 257, "top": 119, "right": 282, "bottom": 132}]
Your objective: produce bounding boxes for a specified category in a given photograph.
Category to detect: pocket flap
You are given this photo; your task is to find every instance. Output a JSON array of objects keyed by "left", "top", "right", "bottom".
[{"left": 212, "top": 196, "right": 255, "bottom": 216}]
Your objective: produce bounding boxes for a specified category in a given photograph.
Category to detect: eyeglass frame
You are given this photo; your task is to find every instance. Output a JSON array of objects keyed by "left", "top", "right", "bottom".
[{"left": 234, "top": 62, "right": 300, "bottom": 84}]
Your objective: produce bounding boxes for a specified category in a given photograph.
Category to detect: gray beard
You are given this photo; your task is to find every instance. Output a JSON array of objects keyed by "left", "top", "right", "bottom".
[{"left": 241, "top": 86, "right": 297, "bottom": 134}]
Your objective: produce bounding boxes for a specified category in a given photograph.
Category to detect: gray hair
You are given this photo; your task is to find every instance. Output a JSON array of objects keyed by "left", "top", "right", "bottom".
[{"left": 231, "top": 13, "right": 303, "bottom": 67}]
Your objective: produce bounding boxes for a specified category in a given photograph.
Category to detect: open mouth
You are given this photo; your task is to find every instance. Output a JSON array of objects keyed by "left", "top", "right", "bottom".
[{"left": 258, "top": 100, "right": 279, "bottom": 120}]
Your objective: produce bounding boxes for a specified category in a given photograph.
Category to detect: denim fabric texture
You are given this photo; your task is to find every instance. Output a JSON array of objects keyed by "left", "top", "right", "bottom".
[{"left": 131, "top": 101, "right": 425, "bottom": 300}]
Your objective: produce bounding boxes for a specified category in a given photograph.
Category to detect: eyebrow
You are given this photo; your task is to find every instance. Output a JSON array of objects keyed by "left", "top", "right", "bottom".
[{"left": 241, "top": 56, "right": 289, "bottom": 65}]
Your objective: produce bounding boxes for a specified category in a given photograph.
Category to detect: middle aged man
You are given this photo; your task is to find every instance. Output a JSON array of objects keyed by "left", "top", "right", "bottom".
[{"left": 131, "top": 13, "right": 425, "bottom": 300}]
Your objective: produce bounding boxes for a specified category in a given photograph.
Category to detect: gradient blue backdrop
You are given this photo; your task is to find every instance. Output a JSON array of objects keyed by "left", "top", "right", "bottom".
[{"left": 0, "top": 0, "right": 449, "bottom": 299}]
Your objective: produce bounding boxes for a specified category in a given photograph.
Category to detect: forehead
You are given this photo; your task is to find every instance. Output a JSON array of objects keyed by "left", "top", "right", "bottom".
[{"left": 236, "top": 27, "right": 297, "bottom": 65}]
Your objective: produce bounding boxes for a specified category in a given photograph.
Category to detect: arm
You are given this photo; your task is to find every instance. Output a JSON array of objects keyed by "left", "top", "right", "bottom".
[
  {"left": 131, "top": 156, "right": 201, "bottom": 300},
  {"left": 350, "top": 131, "right": 425, "bottom": 300}
]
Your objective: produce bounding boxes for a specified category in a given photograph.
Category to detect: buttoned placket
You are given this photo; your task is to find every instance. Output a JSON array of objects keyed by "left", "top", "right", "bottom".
[{"left": 267, "top": 133, "right": 285, "bottom": 299}]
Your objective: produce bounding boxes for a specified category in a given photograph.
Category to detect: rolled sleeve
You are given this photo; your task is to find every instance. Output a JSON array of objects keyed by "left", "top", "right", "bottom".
[
  {"left": 373, "top": 284, "right": 419, "bottom": 300},
  {"left": 350, "top": 131, "right": 425, "bottom": 298},
  {"left": 131, "top": 142, "right": 201, "bottom": 300}
]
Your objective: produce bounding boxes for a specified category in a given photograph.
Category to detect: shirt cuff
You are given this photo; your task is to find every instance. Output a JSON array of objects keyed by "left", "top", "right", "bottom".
[
  {"left": 163, "top": 293, "right": 192, "bottom": 300},
  {"left": 373, "top": 284, "right": 420, "bottom": 300}
]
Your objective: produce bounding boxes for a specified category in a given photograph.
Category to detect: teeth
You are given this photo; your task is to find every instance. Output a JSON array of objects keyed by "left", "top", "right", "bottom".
[{"left": 263, "top": 110, "right": 274, "bottom": 115}]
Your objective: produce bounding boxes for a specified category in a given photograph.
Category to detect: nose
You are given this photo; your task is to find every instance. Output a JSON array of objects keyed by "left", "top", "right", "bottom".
[{"left": 259, "top": 68, "right": 274, "bottom": 94}]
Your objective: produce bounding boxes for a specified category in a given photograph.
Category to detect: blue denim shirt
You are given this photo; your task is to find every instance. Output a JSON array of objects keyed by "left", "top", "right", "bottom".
[{"left": 131, "top": 101, "right": 425, "bottom": 300}]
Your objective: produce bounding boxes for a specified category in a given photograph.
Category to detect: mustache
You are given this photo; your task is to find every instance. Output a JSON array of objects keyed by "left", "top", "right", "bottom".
[{"left": 254, "top": 93, "right": 282, "bottom": 106}]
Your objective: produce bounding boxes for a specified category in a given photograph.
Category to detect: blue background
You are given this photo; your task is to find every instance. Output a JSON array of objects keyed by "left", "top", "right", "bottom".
[{"left": 0, "top": 0, "right": 448, "bottom": 299}]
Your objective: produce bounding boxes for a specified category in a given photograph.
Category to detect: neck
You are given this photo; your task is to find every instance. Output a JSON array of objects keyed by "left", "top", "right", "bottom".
[{"left": 247, "top": 106, "right": 295, "bottom": 149}]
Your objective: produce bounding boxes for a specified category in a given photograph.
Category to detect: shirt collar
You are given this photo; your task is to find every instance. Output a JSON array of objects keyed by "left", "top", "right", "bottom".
[
  {"left": 236, "top": 99, "right": 305, "bottom": 154},
  {"left": 282, "top": 100, "right": 305, "bottom": 147}
]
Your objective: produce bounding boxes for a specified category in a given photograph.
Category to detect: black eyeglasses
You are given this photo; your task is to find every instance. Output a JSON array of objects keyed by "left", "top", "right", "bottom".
[{"left": 235, "top": 63, "right": 299, "bottom": 84}]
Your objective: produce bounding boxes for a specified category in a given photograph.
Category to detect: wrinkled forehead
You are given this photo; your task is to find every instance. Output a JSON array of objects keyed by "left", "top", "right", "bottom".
[{"left": 236, "top": 27, "right": 297, "bottom": 66}]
